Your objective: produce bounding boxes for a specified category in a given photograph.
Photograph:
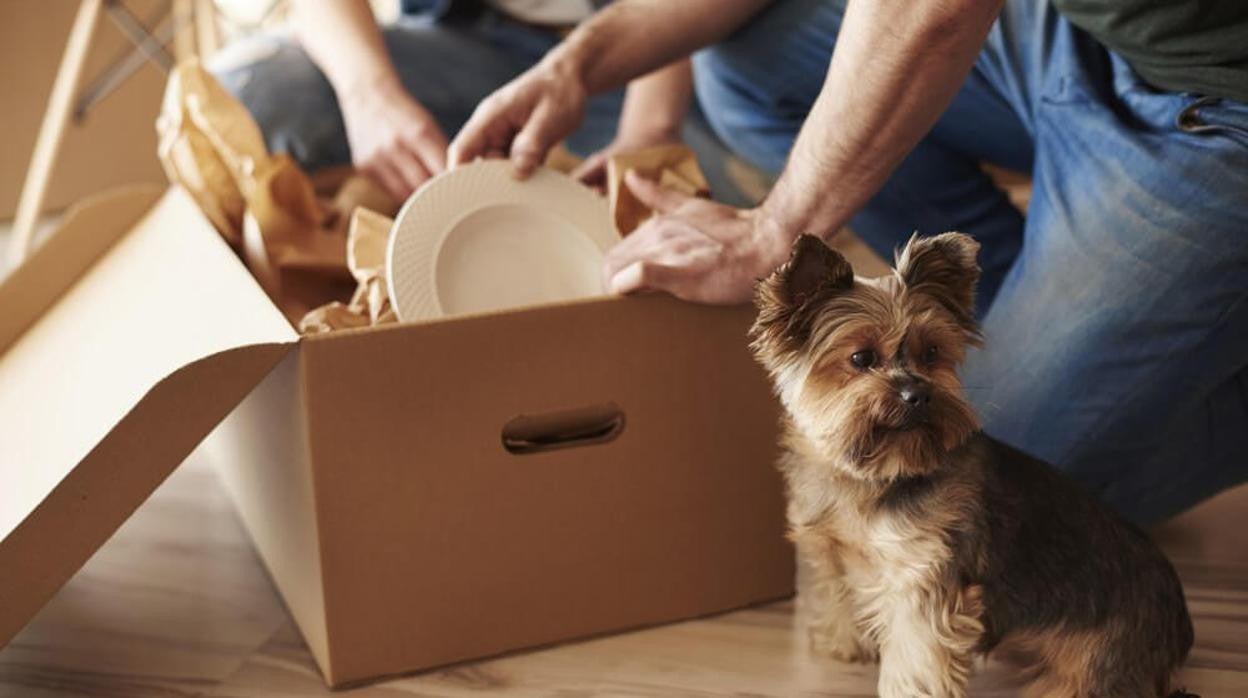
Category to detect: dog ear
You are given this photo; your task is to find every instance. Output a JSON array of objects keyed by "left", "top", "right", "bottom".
[
  {"left": 751, "top": 235, "right": 854, "bottom": 350},
  {"left": 895, "top": 232, "right": 981, "bottom": 331},
  {"left": 760, "top": 234, "right": 854, "bottom": 310}
]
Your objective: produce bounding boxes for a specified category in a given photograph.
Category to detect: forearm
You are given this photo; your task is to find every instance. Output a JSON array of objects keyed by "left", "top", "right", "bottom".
[
  {"left": 554, "top": 0, "right": 772, "bottom": 94},
  {"left": 617, "top": 59, "right": 693, "bottom": 141},
  {"left": 759, "top": 0, "right": 1002, "bottom": 245},
  {"left": 290, "top": 0, "right": 398, "bottom": 98}
]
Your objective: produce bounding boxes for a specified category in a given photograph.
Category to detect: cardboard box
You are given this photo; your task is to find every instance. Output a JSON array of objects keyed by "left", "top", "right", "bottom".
[{"left": 0, "top": 186, "right": 794, "bottom": 686}]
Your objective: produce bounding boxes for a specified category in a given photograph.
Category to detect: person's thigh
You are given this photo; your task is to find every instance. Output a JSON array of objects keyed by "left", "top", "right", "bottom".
[
  {"left": 963, "top": 17, "right": 1248, "bottom": 522},
  {"left": 208, "top": 33, "right": 352, "bottom": 170},
  {"left": 433, "top": 12, "right": 622, "bottom": 158},
  {"left": 691, "top": 0, "right": 843, "bottom": 176},
  {"left": 692, "top": 0, "right": 1033, "bottom": 311},
  {"left": 210, "top": 15, "right": 558, "bottom": 172},
  {"left": 211, "top": 13, "right": 752, "bottom": 206},
  {"left": 388, "top": 15, "right": 546, "bottom": 138}
]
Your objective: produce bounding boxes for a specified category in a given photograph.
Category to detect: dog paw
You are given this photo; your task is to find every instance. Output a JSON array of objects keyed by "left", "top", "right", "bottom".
[{"left": 809, "top": 626, "right": 879, "bottom": 664}]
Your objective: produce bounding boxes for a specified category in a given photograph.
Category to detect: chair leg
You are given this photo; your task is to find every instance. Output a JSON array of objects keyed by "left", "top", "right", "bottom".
[
  {"left": 172, "top": 0, "right": 197, "bottom": 62},
  {"left": 8, "top": 0, "right": 104, "bottom": 268},
  {"left": 193, "top": 0, "right": 220, "bottom": 61}
]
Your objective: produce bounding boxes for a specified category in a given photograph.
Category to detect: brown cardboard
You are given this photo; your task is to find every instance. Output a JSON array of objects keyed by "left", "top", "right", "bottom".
[
  {"left": 0, "top": 186, "right": 794, "bottom": 687},
  {"left": 0, "top": 343, "right": 290, "bottom": 645},
  {"left": 0, "top": 187, "right": 296, "bottom": 646},
  {"left": 607, "top": 144, "right": 710, "bottom": 236},
  {"left": 0, "top": 186, "right": 161, "bottom": 352}
]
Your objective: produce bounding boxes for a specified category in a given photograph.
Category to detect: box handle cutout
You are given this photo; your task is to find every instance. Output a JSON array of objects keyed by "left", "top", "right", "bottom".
[{"left": 502, "top": 402, "right": 625, "bottom": 455}]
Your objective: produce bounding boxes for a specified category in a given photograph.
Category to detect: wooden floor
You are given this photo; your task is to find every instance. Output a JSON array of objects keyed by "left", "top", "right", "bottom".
[{"left": 1, "top": 447, "right": 1245, "bottom": 697}]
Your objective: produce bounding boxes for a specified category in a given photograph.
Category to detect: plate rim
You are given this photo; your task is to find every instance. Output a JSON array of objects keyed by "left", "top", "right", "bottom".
[{"left": 385, "top": 161, "right": 617, "bottom": 322}]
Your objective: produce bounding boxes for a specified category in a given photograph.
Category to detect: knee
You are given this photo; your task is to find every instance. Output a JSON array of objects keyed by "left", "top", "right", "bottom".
[{"left": 207, "top": 35, "right": 349, "bottom": 170}]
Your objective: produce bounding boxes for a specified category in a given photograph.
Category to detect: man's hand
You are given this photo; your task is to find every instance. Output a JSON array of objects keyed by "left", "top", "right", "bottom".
[
  {"left": 340, "top": 79, "right": 448, "bottom": 201},
  {"left": 446, "top": 0, "right": 765, "bottom": 179},
  {"left": 289, "top": 0, "right": 449, "bottom": 200},
  {"left": 448, "top": 58, "right": 588, "bottom": 179},
  {"left": 603, "top": 171, "right": 793, "bottom": 304}
]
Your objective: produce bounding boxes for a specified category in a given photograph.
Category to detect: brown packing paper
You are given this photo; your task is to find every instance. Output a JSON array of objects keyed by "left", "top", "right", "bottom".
[
  {"left": 299, "top": 208, "right": 397, "bottom": 334},
  {"left": 156, "top": 58, "right": 268, "bottom": 246},
  {"left": 543, "top": 143, "right": 583, "bottom": 176},
  {"left": 348, "top": 208, "right": 398, "bottom": 326},
  {"left": 607, "top": 144, "right": 710, "bottom": 236},
  {"left": 157, "top": 59, "right": 398, "bottom": 323},
  {"left": 331, "top": 172, "right": 400, "bottom": 226},
  {"left": 298, "top": 302, "right": 372, "bottom": 334}
]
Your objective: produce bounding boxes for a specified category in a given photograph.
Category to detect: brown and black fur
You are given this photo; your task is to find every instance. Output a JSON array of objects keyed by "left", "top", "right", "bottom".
[{"left": 750, "top": 233, "right": 1193, "bottom": 697}]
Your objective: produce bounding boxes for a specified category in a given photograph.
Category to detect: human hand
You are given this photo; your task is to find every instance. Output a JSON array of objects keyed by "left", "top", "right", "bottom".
[
  {"left": 448, "top": 58, "right": 588, "bottom": 179},
  {"left": 340, "top": 79, "right": 448, "bottom": 201},
  {"left": 602, "top": 171, "right": 795, "bottom": 305}
]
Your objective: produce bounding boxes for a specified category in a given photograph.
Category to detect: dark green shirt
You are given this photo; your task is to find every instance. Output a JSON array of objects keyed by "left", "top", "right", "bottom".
[{"left": 1054, "top": 0, "right": 1248, "bottom": 102}]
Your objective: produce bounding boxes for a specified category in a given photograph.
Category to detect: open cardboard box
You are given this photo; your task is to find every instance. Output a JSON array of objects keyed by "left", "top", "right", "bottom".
[{"left": 0, "top": 185, "right": 794, "bottom": 687}]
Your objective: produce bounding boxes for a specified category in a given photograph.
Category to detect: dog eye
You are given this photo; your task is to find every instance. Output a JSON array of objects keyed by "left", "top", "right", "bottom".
[
  {"left": 923, "top": 345, "right": 939, "bottom": 364},
  {"left": 850, "top": 350, "right": 877, "bottom": 370}
]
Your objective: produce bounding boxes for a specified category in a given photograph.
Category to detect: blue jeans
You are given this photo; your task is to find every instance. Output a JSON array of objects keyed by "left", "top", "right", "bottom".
[
  {"left": 695, "top": 0, "right": 1248, "bottom": 523},
  {"left": 208, "top": 11, "right": 752, "bottom": 206}
]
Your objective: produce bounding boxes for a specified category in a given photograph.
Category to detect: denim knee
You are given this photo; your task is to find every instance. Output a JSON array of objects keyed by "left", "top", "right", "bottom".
[
  {"left": 692, "top": 0, "right": 845, "bottom": 175},
  {"left": 208, "top": 35, "right": 350, "bottom": 170},
  {"left": 692, "top": 52, "right": 783, "bottom": 175}
]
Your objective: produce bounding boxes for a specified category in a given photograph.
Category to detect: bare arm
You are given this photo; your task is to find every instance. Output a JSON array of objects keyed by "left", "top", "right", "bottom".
[
  {"left": 563, "top": 1, "right": 771, "bottom": 94},
  {"left": 449, "top": 0, "right": 771, "bottom": 172},
  {"left": 601, "top": 0, "right": 1004, "bottom": 303},
  {"left": 290, "top": 0, "right": 398, "bottom": 99},
  {"left": 758, "top": 0, "right": 1003, "bottom": 243},
  {"left": 573, "top": 59, "right": 694, "bottom": 190},
  {"left": 616, "top": 59, "right": 693, "bottom": 144},
  {"left": 290, "top": 0, "right": 448, "bottom": 200}
]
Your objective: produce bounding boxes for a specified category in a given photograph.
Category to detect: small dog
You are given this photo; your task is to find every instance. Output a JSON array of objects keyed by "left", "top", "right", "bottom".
[{"left": 750, "top": 233, "right": 1193, "bottom": 698}]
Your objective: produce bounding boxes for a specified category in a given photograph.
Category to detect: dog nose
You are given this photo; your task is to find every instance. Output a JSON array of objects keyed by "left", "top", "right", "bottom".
[{"left": 898, "top": 381, "right": 930, "bottom": 409}]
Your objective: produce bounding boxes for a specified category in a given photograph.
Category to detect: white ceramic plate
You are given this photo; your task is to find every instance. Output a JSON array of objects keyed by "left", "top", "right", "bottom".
[{"left": 386, "top": 161, "right": 618, "bottom": 322}]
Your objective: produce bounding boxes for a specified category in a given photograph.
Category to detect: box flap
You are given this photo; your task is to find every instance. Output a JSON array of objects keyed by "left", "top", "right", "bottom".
[
  {"left": 0, "top": 185, "right": 162, "bottom": 351},
  {"left": 0, "top": 187, "right": 297, "bottom": 646}
]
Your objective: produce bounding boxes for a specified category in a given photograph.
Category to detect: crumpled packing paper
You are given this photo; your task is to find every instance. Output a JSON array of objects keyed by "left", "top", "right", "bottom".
[
  {"left": 158, "top": 60, "right": 710, "bottom": 333},
  {"left": 606, "top": 144, "right": 710, "bottom": 236},
  {"left": 299, "top": 207, "right": 397, "bottom": 334},
  {"left": 157, "top": 59, "right": 398, "bottom": 323}
]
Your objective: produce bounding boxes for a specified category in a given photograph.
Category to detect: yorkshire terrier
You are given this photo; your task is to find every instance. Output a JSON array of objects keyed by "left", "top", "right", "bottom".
[{"left": 750, "top": 233, "right": 1193, "bottom": 698}]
